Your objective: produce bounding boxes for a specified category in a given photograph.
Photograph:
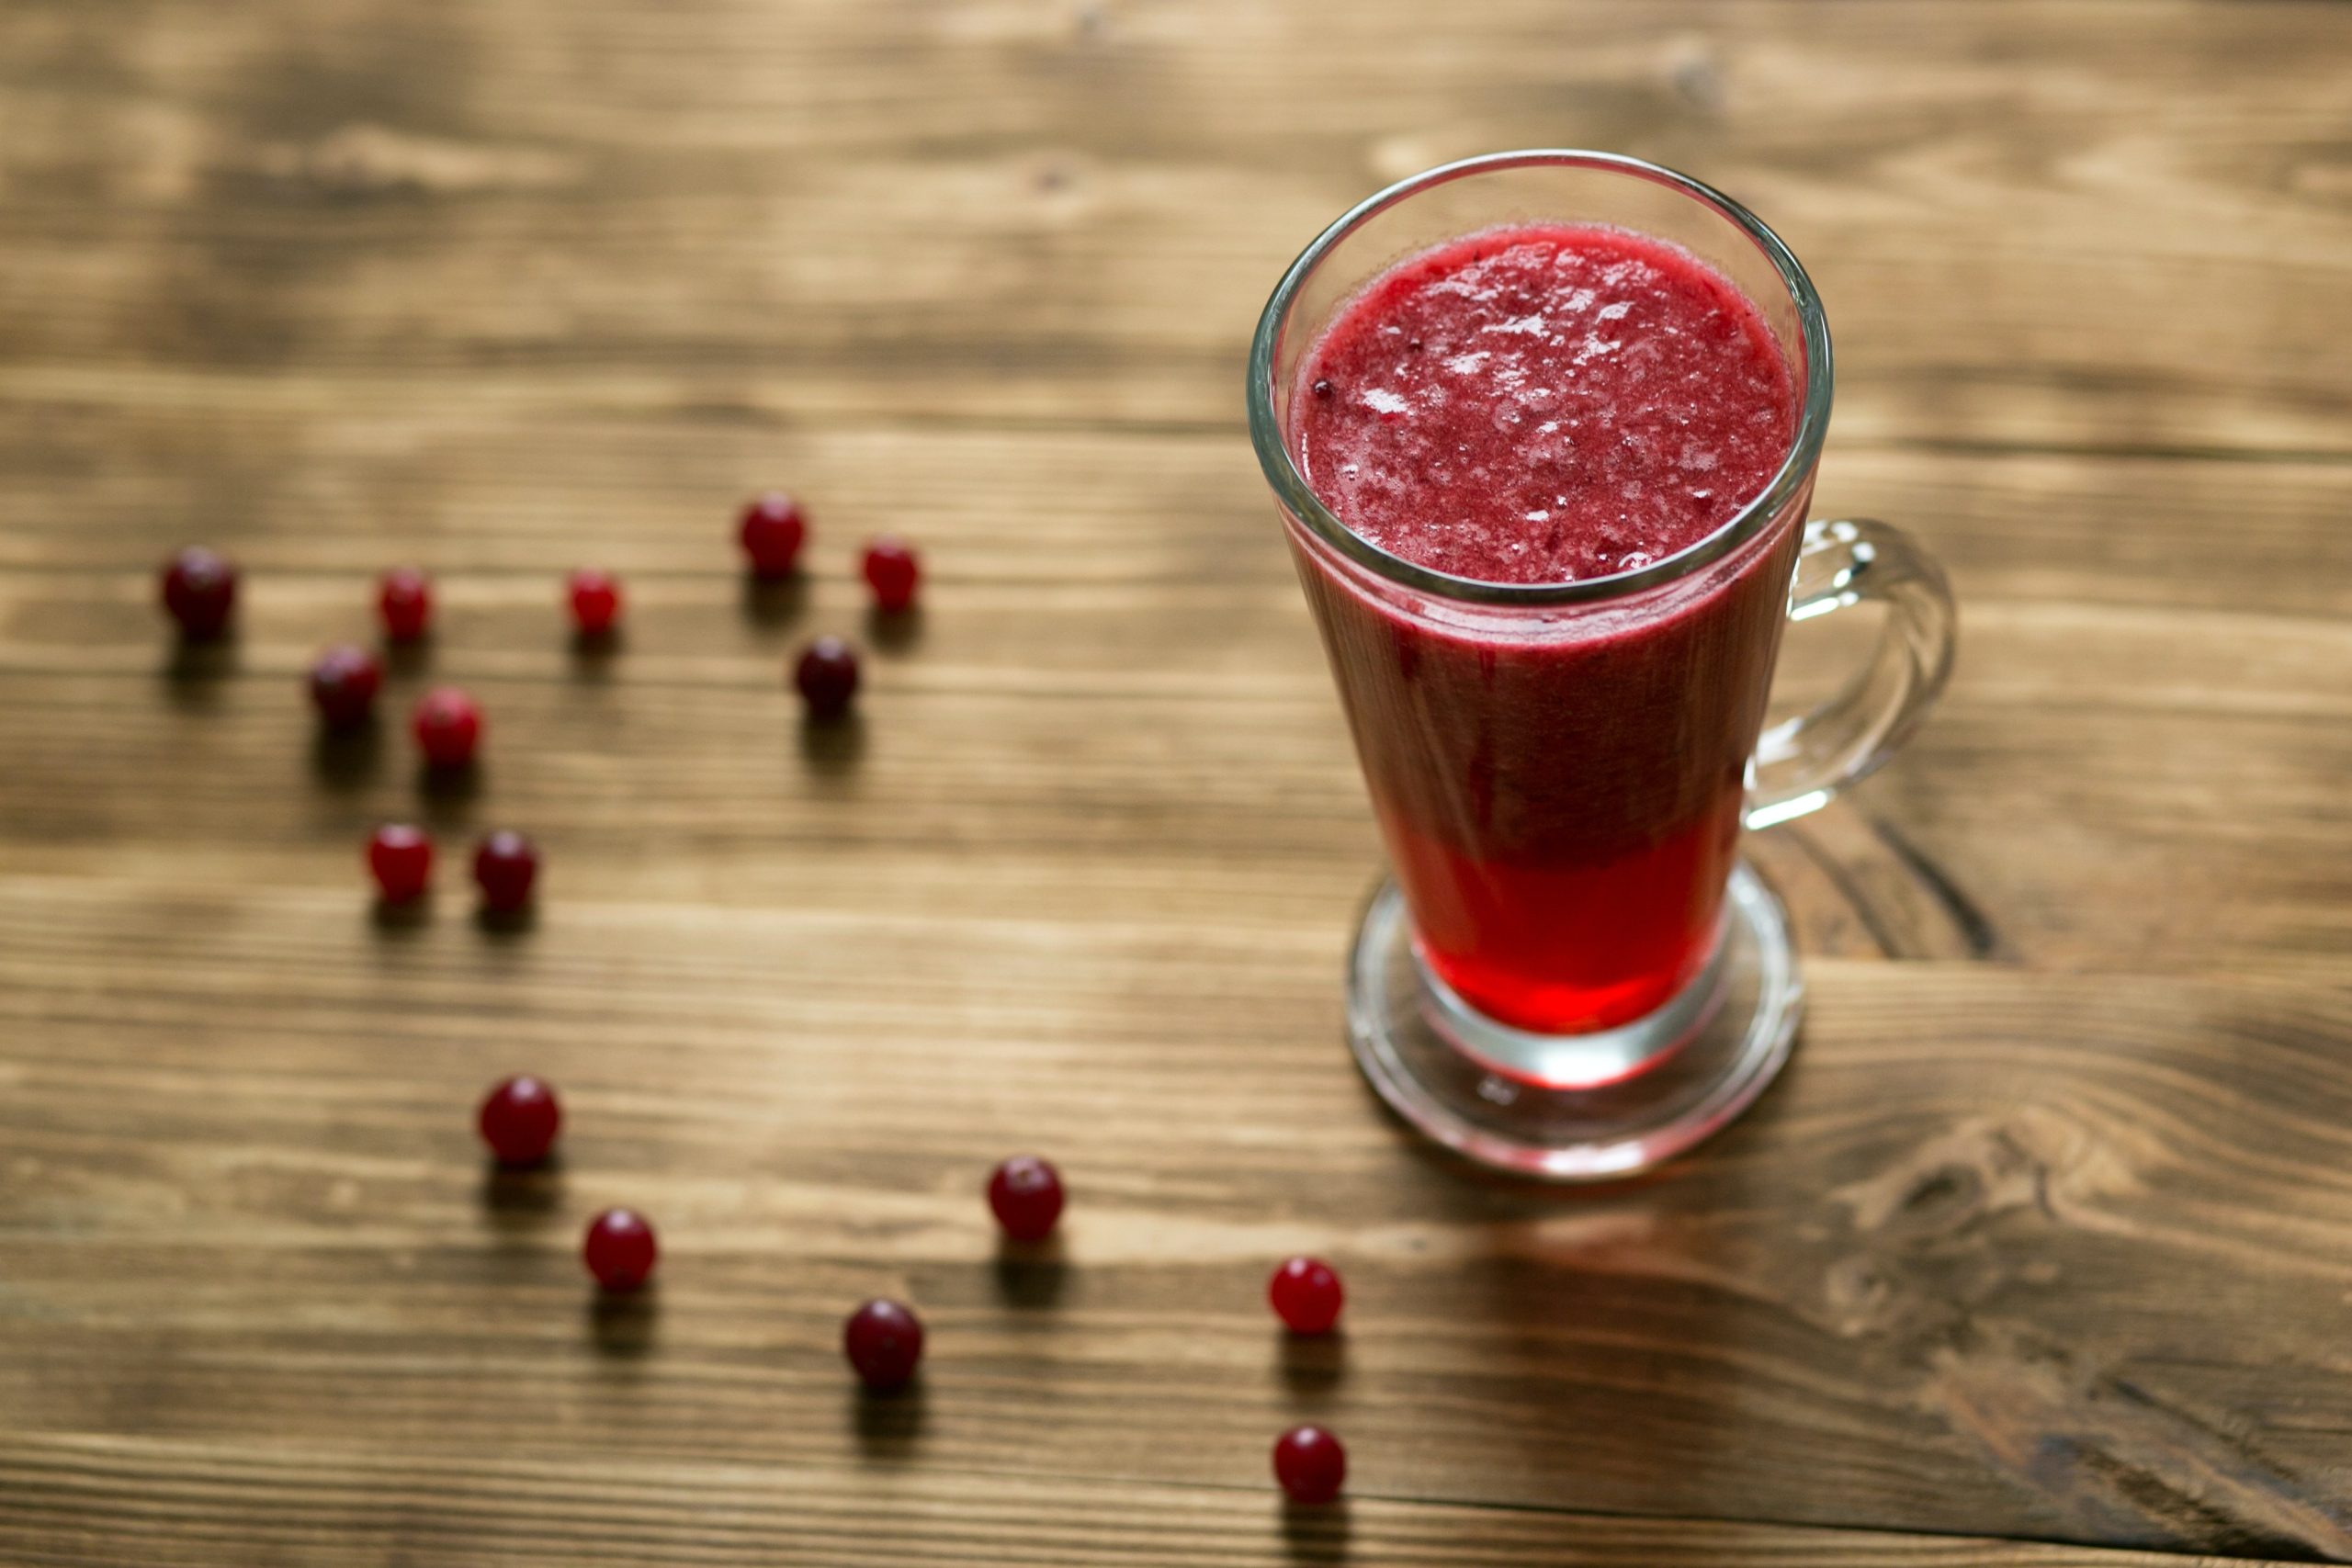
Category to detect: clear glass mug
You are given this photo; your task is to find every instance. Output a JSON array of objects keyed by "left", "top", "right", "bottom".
[{"left": 1248, "top": 152, "right": 1956, "bottom": 1179}]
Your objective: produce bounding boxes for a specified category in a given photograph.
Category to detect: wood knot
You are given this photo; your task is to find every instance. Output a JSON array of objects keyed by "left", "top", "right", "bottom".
[
  {"left": 1834, "top": 1119, "right": 2063, "bottom": 1243},
  {"left": 1899, "top": 1164, "right": 1983, "bottom": 1224},
  {"left": 1668, "top": 47, "right": 1725, "bottom": 113}
]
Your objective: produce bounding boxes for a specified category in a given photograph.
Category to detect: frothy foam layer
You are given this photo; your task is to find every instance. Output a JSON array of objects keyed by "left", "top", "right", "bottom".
[{"left": 1290, "top": 224, "right": 1797, "bottom": 586}]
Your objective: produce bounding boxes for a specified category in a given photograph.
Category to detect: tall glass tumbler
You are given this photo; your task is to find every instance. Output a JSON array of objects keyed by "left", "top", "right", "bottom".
[{"left": 1249, "top": 152, "right": 1955, "bottom": 1179}]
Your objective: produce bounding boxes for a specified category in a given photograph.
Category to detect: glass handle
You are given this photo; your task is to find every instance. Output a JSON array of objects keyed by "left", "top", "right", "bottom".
[{"left": 1746, "top": 518, "right": 1957, "bottom": 829}]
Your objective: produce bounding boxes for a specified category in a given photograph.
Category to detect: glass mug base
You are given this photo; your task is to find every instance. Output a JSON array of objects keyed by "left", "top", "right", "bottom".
[{"left": 1345, "top": 862, "right": 1803, "bottom": 1180}]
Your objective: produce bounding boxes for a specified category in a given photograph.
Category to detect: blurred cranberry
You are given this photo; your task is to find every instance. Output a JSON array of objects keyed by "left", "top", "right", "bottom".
[
  {"left": 161, "top": 547, "right": 237, "bottom": 639},
  {"left": 308, "top": 645, "right": 382, "bottom": 728},
  {"left": 479, "top": 1075, "right": 561, "bottom": 1166},
  {"left": 473, "top": 830, "right": 538, "bottom": 913},
  {"left": 843, "top": 1299, "right": 924, "bottom": 1390},
  {"left": 413, "top": 686, "right": 482, "bottom": 768},
  {"left": 740, "top": 493, "right": 807, "bottom": 578},
  {"left": 368, "top": 824, "right": 434, "bottom": 904},
  {"left": 569, "top": 569, "right": 623, "bottom": 637},
  {"left": 795, "top": 637, "right": 860, "bottom": 719},
  {"left": 988, "top": 1156, "right": 1065, "bottom": 1241},
  {"left": 583, "top": 1208, "right": 658, "bottom": 1292},
  {"left": 379, "top": 568, "right": 432, "bottom": 642},
  {"left": 861, "top": 537, "right": 921, "bottom": 613},
  {"left": 1273, "top": 1426, "right": 1347, "bottom": 1505},
  {"left": 1268, "top": 1257, "right": 1344, "bottom": 1336}
]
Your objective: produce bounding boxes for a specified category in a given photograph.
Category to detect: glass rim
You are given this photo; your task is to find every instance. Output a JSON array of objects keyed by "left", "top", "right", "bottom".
[{"left": 1246, "top": 149, "right": 1835, "bottom": 607}]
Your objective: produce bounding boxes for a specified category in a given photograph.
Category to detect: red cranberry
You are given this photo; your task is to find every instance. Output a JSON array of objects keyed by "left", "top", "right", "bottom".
[
  {"left": 473, "top": 830, "right": 538, "bottom": 913},
  {"left": 739, "top": 493, "right": 807, "bottom": 578},
  {"left": 477, "top": 1074, "right": 560, "bottom": 1166},
  {"left": 1272, "top": 1426, "right": 1347, "bottom": 1505},
  {"left": 568, "top": 569, "right": 622, "bottom": 637},
  {"left": 583, "top": 1207, "right": 658, "bottom": 1292},
  {"left": 843, "top": 1298, "right": 924, "bottom": 1390},
  {"left": 861, "top": 537, "right": 921, "bottom": 613},
  {"left": 795, "top": 637, "right": 860, "bottom": 719},
  {"left": 161, "top": 547, "right": 237, "bottom": 639},
  {"left": 1269, "top": 1257, "right": 1344, "bottom": 1336},
  {"left": 987, "top": 1156, "right": 1065, "bottom": 1242},
  {"left": 368, "top": 823, "right": 434, "bottom": 904},
  {"left": 413, "top": 686, "right": 481, "bottom": 768},
  {"left": 379, "top": 568, "right": 432, "bottom": 642},
  {"left": 308, "top": 644, "right": 382, "bottom": 728}
]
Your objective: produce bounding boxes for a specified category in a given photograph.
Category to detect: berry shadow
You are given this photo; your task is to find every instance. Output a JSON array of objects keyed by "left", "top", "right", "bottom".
[
  {"left": 1281, "top": 1500, "right": 1353, "bottom": 1564},
  {"left": 369, "top": 896, "right": 431, "bottom": 937},
  {"left": 798, "top": 712, "right": 865, "bottom": 777},
  {"left": 588, "top": 1286, "right": 659, "bottom": 1359},
  {"left": 479, "top": 1156, "right": 564, "bottom": 1238},
  {"left": 383, "top": 637, "right": 433, "bottom": 679},
  {"left": 311, "top": 720, "right": 383, "bottom": 793},
  {"left": 475, "top": 902, "right": 537, "bottom": 940},
  {"left": 850, "top": 1380, "right": 927, "bottom": 1460},
  {"left": 740, "top": 572, "right": 808, "bottom": 635},
  {"left": 865, "top": 604, "right": 924, "bottom": 654},
  {"left": 1279, "top": 1331, "right": 1347, "bottom": 1400},
  {"left": 992, "top": 1236, "right": 1069, "bottom": 1310},
  {"left": 161, "top": 637, "right": 237, "bottom": 709},
  {"left": 569, "top": 627, "right": 623, "bottom": 680},
  {"left": 417, "top": 760, "right": 483, "bottom": 812}
]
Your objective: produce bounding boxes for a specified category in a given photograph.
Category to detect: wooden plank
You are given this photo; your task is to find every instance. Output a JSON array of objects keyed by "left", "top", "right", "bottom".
[
  {"left": 6, "top": 871, "right": 2352, "bottom": 1554},
  {"left": 0, "top": 1, "right": 2350, "bottom": 451},
  {"left": 5, "top": 410, "right": 2352, "bottom": 615},
  {"left": 2, "top": 557, "right": 2348, "bottom": 978},
  {"left": 0, "top": 1437, "right": 2298, "bottom": 1568}
]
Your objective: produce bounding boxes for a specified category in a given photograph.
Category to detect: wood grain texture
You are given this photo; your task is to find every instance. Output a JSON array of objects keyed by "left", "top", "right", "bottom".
[
  {"left": 5, "top": 0, "right": 2352, "bottom": 1563},
  {"left": 0, "top": 1438, "right": 2316, "bottom": 1568}
]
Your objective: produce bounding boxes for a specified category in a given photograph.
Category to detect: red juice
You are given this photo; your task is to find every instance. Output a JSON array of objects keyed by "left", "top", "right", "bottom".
[{"left": 1287, "top": 225, "right": 1801, "bottom": 1036}]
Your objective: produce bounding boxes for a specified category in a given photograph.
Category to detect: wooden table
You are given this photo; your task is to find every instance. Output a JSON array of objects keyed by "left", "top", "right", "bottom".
[{"left": 6, "top": 2, "right": 2352, "bottom": 1562}]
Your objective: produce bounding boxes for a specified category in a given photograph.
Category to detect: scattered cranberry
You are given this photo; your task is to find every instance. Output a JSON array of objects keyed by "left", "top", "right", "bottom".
[
  {"left": 568, "top": 569, "right": 623, "bottom": 637},
  {"left": 740, "top": 492, "right": 807, "bottom": 578},
  {"left": 413, "top": 686, "right": 481, "bottom": 768},
  {"left": 379, "top": 568, "right": 432, "bottom": 642},
  {"left": 1269, "top": 1257, "right": 1345, "bottom": 1336},
  {"left": 478, "top": 1074, "right": 561, "bottom": 1166},
  {"left": 583, "top": 1207, "right": 659, "bottom": 1292},
  {"left": 988, "top": 1156, "right": 1065, "bottom": 1242},
  {"left": 1272, "top": 1426, "right": 1347, "bottom": 1505},
  {"left": 843, "top": 1298, "right": 924, "bottom": 1391},
  {"left": 861, "top": 537, "right": 921, "bottom": 613},
  {"left": 160, "top": 547, "right": 237, "bottom": 639},
  {"left": 795, "top": 637, "right": 860, "bottom": 719},
  {"left": 307, "top": 644, "right": 382, "bottom": 729},
  {"left": 368, "top": 823, "right": 434, "bottom": 904},
  {"left": 473, "top": 830, "right": 538, "bottom": 913}
]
